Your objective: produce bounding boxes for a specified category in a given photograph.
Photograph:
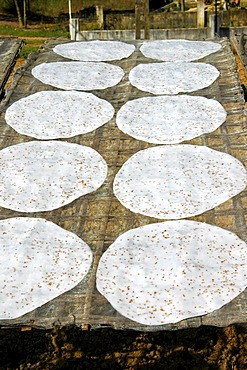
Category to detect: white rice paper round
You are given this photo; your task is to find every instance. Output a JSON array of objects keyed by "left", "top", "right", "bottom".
[
  {"left": 96, "top": 220, "right": 247, "bottom": 325},
  {"left": 129, "top": 62, "right": 220, "bottom": 95},
  {"left": 0, "top": 217, "right": 93, "bottom": 319},
  {"left": 5, "top": 91, "right": 115, "bottom": 139},
  {"left": 0, "top": 141, "right": 107, "bottom": 212},
  {"left": 140, "top": 40, "right": 221, "bottom": 62},
  {"left": 32, "top": 62, "right": 124, "bottom": 90},
  {"left": 53, "top": 40, "right": 135, "bottom": 61},
  {"left": 113, "top": 145, "right": 247, "bottom": 219},
  {"left": 116, "top": 95, "right": 227, "bottom": 144}
]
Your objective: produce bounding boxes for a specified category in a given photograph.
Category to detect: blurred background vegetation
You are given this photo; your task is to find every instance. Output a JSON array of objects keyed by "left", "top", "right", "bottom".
[
  {"left": 0, "top": 1, "right": 246, "bottom": 59},
  {"left": 0, "top": 0, "right": 142, "bottom": 19},
  {"left": 0, "top": 1, "right": 168, "bottom": 58}
]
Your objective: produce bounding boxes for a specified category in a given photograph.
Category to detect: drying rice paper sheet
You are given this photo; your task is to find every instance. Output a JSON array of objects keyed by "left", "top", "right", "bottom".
[
  {"left": 32, "top": 62, "right": 124, "bottom": 91},
  {"left": 116, "top": 95, "right": 227, "bottom": 144},
  {"left": 5, "top": 91, "right": 115, "bottom": 139},
  {"left": 129, "top": 62, "right": 220, "bottom": 95},
  {"left": 0, "top": 141, "right": 107, "bottom": 212},
  {"left": 0, "top": 217, "right": 93, "bottom": 319},
  {"left": 96, "top": 220, "right": 247, "bottom": 325},
  {"left": 113, "top": 145, "right": 247, "bottom": 219},
  {"left": 53, "top": 40, "right": 135, "bottom": 61},
  {"left": 140, "top": 40, "right": 221, "bottom": 62}
]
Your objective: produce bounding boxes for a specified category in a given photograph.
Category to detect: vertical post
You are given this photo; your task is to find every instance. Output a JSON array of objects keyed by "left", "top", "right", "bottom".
[
  {"left": 135, "top": 0, "right": 141, "bottom": 40},
  {"left": 197, "top": 0, "right": 205, "bottom": 28},
  {"left": 215, "top": 0, "right": 218, "bottom": 35},
  {"left": 96, "top": 6, "right": 104, "bottom": 30},
  {"left": 144, "top": 0, "right": 150, "bottom": 39},
  {"left": 135, "top": 0, "right": 149, "bottom": 40},
  {"left": 70, "top": 18, "right": 80, "bottom": 41},
  {"left": 68, "top": 0, "right": 72, "bottom": 38},
  {"left": 208, "top": 14, "right": 216, "bottom": 38},
  {"left": 181, "top": 0, "right": 185, "bottom": 12},
  {"left": 68, "top": 0, "right": 72, "bottom": 23},
  {"left": 23, "top": 0, "right": 27, "bottom": 28}
]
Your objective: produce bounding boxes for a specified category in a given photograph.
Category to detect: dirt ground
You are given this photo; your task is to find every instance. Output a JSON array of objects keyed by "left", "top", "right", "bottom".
[{"left": 0, "top": 324, "right": 246, "bottom": 369}]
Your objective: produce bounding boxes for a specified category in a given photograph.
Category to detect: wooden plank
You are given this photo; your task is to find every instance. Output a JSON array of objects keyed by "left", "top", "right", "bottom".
[
  {"left": 0, "top": 38, "right": 24, "bottom": 100},
  {"left": 230, "top": 29, "right": 247, "bottom": 74}
]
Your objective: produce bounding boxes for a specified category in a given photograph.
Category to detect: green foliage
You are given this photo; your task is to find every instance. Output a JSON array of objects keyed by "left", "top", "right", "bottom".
[
  {"left": 19, "top": 44, "right": 40, "bottom": 58},
  {"left": 0, "top": 0, "right": 137, "bottom": 17},
  {"left": 1, "top": 0, "right": 17, "bottom": 14}
]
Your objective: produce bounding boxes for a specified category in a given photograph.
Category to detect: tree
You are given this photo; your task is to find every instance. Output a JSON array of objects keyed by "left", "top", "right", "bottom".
[{"left": 13, "top": 0, "right": 27, "bottom": 28}]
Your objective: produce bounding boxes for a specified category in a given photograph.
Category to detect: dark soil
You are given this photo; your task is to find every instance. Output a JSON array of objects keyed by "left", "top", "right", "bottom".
[{"left": 0, "top": 324, "right": 246, "bottom": 369}]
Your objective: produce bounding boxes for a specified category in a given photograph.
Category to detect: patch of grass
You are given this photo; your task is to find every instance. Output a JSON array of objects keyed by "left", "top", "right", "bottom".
[
  {"left": 0, "top": 23, "right": 69, "bottom": 38},
  {"left": 22, "top": 38, "right": 45, "bottom": 45},
  {"left": 19, "top": 44, "right": 41, "bottom": 59},
  {"left": 0, "top": 20, "right": 70, "bottom": 59}
]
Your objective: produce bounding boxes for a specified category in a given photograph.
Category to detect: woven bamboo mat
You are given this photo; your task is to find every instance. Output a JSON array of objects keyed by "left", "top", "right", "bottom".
[{"left": 0, "top": 38, "right": 246, "bottom": 331}]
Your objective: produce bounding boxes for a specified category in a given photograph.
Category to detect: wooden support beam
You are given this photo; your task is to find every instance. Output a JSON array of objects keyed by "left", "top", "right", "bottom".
[
  {"left": 135, "top": 0, "right": 141, "bottom": 40},
  {"left": 144, "top": 0, "right": 150, "bottom": 40},
  {"left": 135, "top": 0, "right": 150, "bottom": 40}
]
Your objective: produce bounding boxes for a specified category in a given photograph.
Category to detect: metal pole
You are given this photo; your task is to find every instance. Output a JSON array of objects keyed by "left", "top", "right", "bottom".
[{"left": 68, "top": 0, "right": 72, "bottom": 23}]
